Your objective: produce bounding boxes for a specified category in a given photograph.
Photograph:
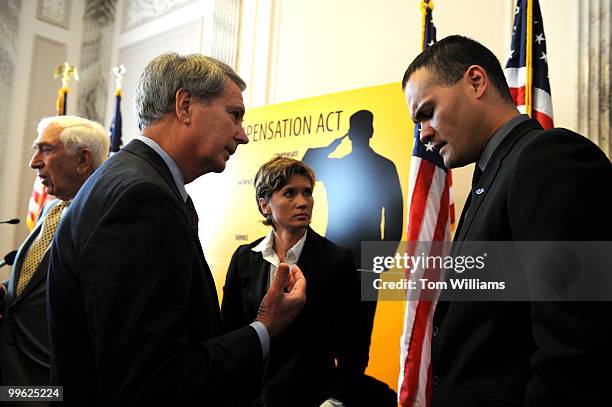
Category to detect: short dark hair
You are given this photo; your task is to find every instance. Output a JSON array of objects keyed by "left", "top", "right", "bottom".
[
  {"left": 402, "top": 35, "right": 513, "bottom": 104},
  {"left": 254, "top": 157, "right": 316, "bottom": 226}
]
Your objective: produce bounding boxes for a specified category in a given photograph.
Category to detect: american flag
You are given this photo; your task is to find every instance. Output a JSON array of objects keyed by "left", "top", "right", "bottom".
[
  {"left": 504, "top": 0, "right": 554, "bottom": 129},
  {"left": 110, "top": 90, "right": 123, "bottom": 153},
  {"left": 26, "top": 177, "right": 48, "bottom": 230},
  {"left": 398, "top": 1, "right": 454, "bottom": 406},
  {"left": 110, "top": 64, "right": 126, "bottom": 153}
]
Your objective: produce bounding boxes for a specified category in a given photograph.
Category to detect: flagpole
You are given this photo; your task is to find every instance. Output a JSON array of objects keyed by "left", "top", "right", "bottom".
[
  {"left": 110, "top": 64, "right": 126, "bottom": 153},
  {"left": 525, "top": 0, "right": 533, "bottom": 117},
  {"left": 421, "top": 0, "right": 432, "bottom": 50},
  {"left": 53, "top": 62, "right": 79, "bottom": 116}
]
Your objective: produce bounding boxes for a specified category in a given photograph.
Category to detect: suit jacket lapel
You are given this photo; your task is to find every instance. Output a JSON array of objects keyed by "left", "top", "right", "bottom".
[
  {"left": 9, "top": 199, "right": 63, "bottom": 304},
  {"left": 297, "top": 228, "right": 326, "bottom": 282},
  {"left": 123, "top": 140, "right": 199, "bottom": 239},
  {"left": 248, "top": 252, "right": 269, "bottom": 303},
  {"left": 8, "top": 222, "right": 43, "bottom": 303},
  {"left": 454, "top": 119, "right": 542, "bottom": 242}
]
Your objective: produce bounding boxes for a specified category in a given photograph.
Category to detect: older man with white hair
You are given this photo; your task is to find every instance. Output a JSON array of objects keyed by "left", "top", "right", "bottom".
[{"left": 0, "top": 115, "right": 109, "bottom": 393}]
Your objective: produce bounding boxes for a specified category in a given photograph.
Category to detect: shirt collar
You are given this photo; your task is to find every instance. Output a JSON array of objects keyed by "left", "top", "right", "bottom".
[
  {"left": 134, "top": 135, "right": 188, "bottom": 202},
  {"left": 252, "top": 229, "right": 308, "bottom": 265},
  {"left": 477, "top": 114, "right": 530, "bottom": 171}
]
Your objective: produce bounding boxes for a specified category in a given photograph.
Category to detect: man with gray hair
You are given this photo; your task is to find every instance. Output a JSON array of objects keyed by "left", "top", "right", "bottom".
[
  {"left": 0, "top": 115, "right": 109, "bottom": 393},
  {"left": 47, "top": 53, "right": 306, "bottom": 405}
]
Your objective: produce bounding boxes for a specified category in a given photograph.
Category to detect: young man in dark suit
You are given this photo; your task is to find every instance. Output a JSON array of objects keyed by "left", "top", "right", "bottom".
[
  {"left": 47, "top": 54, "right": 306, "bottom": 406},
  {"left": 402, "top": 35, "right": 612, "bottom": 406},
  {"left": 0, "top": 116, "right": 109, "bottom": 396}
]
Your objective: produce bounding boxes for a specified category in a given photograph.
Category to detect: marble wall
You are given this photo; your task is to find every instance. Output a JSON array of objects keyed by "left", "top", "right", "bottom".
[
  {"left": 0, "top": 0, "right": 22, "bottom": 203},
  {"left": 122, "top": 0, "right": 197, "bottom": 32},
  {"left": 578, "top": 0, "right": 611, "bottom": 157},
  {"left": 77, "top": 0, "right": 118, "bottom": 124}
]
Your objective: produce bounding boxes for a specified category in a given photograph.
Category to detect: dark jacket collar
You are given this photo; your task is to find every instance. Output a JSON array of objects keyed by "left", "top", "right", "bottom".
[{"left": 122, "top": 139, "right": 184, "bottom": 204}]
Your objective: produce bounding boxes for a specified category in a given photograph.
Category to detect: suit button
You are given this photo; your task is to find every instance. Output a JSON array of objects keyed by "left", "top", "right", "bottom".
[
  {"left": 433, "top": 326, "right": 439, "bottom": 337},
  {"left": 432, "top": 375, "right": 440, "bottom": 387}
]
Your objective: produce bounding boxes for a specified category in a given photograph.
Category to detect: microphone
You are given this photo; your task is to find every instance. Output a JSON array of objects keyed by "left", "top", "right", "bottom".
[
  {"left": 0, "top": 250, "right": 17, "bottom": 268},
  {"left": 0, "top": 218, "right": 20, "bottom": 225}
]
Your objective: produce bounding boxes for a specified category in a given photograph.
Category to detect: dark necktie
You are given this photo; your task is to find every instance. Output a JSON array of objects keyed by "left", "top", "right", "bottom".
[
  {"left": 472, "top": 165, "right": 484, "bottom": 188},
  {"left": 455, "top": 166, "right": 484, "bottom": 238},
  {"left": 185, "top": 195, "right": 199, "bottom": 232}
]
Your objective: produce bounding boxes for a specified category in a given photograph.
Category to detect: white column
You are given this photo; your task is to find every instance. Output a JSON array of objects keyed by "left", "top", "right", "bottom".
[{"left": 577, "top": 0, "right": 611, "bottom": 157}]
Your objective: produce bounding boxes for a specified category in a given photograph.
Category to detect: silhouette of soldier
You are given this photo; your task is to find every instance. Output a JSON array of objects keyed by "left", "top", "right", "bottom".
[
  {"left": 303, "top": 110, "right": 403, "bottom": 359},
  {"left": 303, "top": 109, "right": 403, "bottom": 263}
]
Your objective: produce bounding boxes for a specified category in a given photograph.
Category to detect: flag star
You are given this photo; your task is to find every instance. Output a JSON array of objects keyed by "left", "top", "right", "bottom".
[
  {"left": 428, "top": 40, "right": 435, "bottom": 46},
  {"left": 508, "top": 49, "right": 515, "bottom": 60},
  {"left": 513, "top": 25, "right": 517, "bottom": 31},
  {"left": 534, "top": 20, "right": 539, "bottom": 24},
  {"left": 540, "top": 51, "right": 548, "bottom": 63},
  {"left": 515, "top": 5, "right": 520, "bottom": 14},
  {"left": 425, "top": 142, "right": 435, "bottom": 152},
  {"left": 535, "top": 33, "right": 545, "bottom": 44}
]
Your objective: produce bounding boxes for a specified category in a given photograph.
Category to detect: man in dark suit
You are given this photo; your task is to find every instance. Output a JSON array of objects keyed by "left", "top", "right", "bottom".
[
  {"left": 402, "top": 35, "right": 612, "bottom": 405},
  {"left": 0, "top": 116, "right": 109, "bottom": 394},
  {"left": 47, "top": 53, "right": 306, "bottom": 406}
]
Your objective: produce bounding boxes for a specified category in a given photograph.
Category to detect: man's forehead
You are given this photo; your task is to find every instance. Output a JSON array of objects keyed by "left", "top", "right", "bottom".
[
  {"left": 34, "top": 123, "right": 63, "bottom": 144},
  {"left": 405, "top": 68, "right": 441, "bottom": 109}
]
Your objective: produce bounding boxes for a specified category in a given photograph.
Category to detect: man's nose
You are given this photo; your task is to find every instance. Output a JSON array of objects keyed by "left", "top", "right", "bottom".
[
  {"left": 236, "top": 126, "right": 249, "bottom": 145},
  {"left": 30, "top": 151, "right": 42, "bottom": 169},
  {"left": 418, "top": 122, "right": 434, "bottom": 144}
]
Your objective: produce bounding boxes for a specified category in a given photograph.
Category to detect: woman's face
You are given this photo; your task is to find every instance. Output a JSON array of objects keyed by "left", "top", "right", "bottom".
[{"left": 260, "top": 174, "right": 314, "bottom": 234}]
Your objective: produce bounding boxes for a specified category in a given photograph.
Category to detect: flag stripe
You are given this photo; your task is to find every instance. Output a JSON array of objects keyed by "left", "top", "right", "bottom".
[
  {"left": 407, "top": 161, "right": 435, "bottom": 242},
  {"left": 432, "top": 175, "right": 450, "bottom": 242},
  {"left": 400, "top": 300, "right": 432, "bottom": 406}
]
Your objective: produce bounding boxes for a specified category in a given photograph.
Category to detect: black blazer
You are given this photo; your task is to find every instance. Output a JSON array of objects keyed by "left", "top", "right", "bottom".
[
  {"left": 0, "top": 201, "right": 61, "bottom": 389},
  {"left": 221, "top": 229, "right": 369, "bottom": 407},
  {"left": 47, "top": 140, "right": 264, "bottom": 406},
  {"left": 431, "top": 119, "right": 612, "bottom": 406}
]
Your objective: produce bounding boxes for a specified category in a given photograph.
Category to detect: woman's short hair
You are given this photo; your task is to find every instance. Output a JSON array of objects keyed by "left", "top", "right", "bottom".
[{"left": 254, "top": 157, "right": 316, "bottom": 226}]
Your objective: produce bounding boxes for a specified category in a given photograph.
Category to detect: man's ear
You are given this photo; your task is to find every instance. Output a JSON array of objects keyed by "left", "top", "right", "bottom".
[
  {"left": 175, "top": 88, "right": 193, "bottom": 124},
  {"left": 76, "top": 149, "right": 93, "bottom": 174},
  {"left": 465, "top": 65, "right": 488, "bottom": 100}
]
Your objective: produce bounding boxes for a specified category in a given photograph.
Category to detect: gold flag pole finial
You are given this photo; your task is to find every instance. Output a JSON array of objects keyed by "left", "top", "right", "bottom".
[
  {"left": 112, "top": 64, "right": 127, "bottom": 96},
  {"left": 53, "top": 62, "right": 78, "bottom": 115},
  {"left": 54, "top": 62, "right": 79, "bottom": 88}
]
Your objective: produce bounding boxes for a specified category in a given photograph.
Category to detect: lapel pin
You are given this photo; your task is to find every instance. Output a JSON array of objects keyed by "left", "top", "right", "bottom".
[{"left": 475, "top": 188, "right": 485, "bottom": 195}]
